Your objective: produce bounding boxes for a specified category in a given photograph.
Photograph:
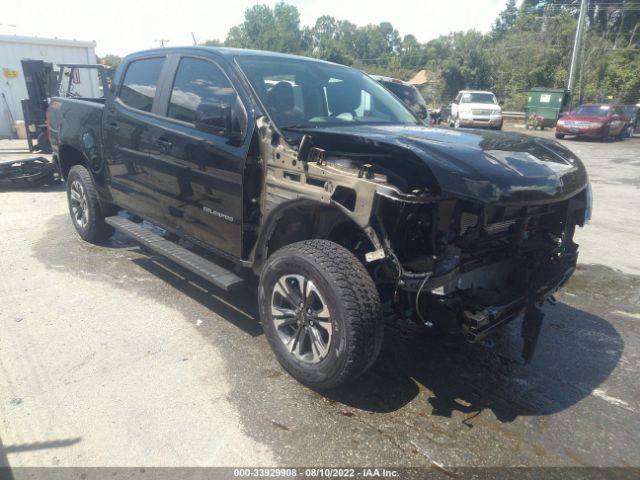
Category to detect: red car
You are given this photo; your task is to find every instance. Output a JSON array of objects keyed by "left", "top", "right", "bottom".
[{"left": 555, "top": 104, "right": 628, "bottom": 141}]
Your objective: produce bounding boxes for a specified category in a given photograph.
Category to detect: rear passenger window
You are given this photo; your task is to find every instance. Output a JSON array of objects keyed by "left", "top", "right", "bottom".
[
  {"left": 119, "top": 57, "right": 165, "bottom": 112},
  {"left": 168, "top": 57, "right": 245, "bottom": 133}
]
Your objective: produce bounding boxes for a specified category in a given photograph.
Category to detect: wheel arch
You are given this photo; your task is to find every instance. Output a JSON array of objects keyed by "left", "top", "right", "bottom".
[
  {"left": 57, "top": 144, "right": 89, "bottom": 180},
  {"left": 252, "top": 199, "right": 378, "bottom": 272}
]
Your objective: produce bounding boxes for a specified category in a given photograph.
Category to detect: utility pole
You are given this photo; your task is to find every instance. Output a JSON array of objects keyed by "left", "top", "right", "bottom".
[{"left": 567, "top": 0, "right": 588, "bottom": 95}]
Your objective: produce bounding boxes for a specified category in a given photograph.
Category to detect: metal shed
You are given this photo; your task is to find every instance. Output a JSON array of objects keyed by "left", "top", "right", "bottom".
[{"left": 0, "top": 35, "right": 97, "bottom": 138}]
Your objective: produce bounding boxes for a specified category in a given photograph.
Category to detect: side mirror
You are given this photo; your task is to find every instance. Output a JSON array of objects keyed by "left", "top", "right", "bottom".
[{"left": 194, "top": 102, "right": 240, "bottom": 140}]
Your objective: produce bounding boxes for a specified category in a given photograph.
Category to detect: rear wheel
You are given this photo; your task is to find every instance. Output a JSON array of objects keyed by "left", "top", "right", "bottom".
[
  {"left": 454, "top": 116, "right": 461, "bottom": 128},
  {"left": 600, "top": 125, "right": 610, "bottom": 142},
  {"left": 66, "top": 165, "right": 114, "bottom": 243},
  {"left": 258, "top": 240, "right": 383, "bottom": 389}
]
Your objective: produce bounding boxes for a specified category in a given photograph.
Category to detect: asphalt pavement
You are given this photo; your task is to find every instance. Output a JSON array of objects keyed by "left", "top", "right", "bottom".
[{"left": 0, "top": 131, "right": 638, "bottom": 469}]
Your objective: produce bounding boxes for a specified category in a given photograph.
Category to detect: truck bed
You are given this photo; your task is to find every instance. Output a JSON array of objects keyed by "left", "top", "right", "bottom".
[{"left": 48, "top": 97, "right": 105, "bottom": 150}]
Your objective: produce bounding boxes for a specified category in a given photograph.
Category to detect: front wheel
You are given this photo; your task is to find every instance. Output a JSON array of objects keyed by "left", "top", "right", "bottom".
[
  {"left": 258, "top": 240, "right": 383, "bottom": 389},
  {"left": 555, "top": 133, "right": 565, "bottom": 139},
  {"left": 600, "top": 125, "right": 610, "bottom": 142},
  {"left": 619, "top": 126, "right": 628, "bottom": 140},
  {"left": 66, "top": 165, "right": 115, "bottom": 243},
  {"left": 454, "top": 116, "right": 461, "bottom": 128}
]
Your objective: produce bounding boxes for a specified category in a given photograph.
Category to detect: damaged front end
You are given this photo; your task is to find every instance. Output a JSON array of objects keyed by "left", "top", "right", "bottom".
[
  {"left": 375, "top": 188, "right": 585, "bottom": 357},
  {"left": 254, "top": 121, "right": 590, "bottom": 362}
]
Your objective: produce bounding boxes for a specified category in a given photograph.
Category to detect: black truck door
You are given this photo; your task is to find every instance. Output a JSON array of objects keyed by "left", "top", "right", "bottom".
[
  {"left": 102, "top": 56, "right": 168, "bottom": 221},
  {"left": 141, "top": 55, "right": 250, "bottom": 258}
]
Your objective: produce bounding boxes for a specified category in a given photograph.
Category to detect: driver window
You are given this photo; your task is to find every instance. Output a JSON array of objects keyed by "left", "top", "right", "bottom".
[
  {"left": 326, "top": 79, "right": 363, "bottom": 119},
  {"left": 168, "top": 57, "right": 246, "bottom": 134},
  {"left": 263, "top": 77, "right": 305, "bottom": 119}
]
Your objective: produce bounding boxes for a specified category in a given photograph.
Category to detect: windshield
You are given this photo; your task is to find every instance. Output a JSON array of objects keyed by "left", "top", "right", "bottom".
[
  {"left": 572, "top": 105, "right": 610, "bottom": 117},
  {"left": 235, "top": 56, "right": 419, "bottom": 129},
  {"left": 460, "top": 93, "right": 497, "bottom": 104}
]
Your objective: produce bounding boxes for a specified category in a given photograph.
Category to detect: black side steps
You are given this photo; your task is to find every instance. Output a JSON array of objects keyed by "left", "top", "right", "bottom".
[{"left": 105, "top": 216, "right": 244, "bottom": 291}]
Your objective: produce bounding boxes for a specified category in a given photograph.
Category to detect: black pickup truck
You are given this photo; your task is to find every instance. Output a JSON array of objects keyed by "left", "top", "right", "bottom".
[{"left": 48, "top": 47, "right": 591, "bottom": 389}]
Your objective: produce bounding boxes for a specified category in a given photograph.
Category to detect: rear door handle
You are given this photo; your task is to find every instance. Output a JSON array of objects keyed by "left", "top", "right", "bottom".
[
  {"left": 107, "top": 122, "right": 120, "bottom": 132},
  {"left": 156, "top": 138, "right": 173, "bottom": 152}
]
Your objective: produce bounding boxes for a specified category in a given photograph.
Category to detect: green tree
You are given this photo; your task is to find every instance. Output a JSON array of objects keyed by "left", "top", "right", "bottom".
[
  {"left": 304, "top": 16, "right": 355, "bottom": 64},
  {"left": 97, "top": 54, "right": 121, "bottom": 70},
  {"left": 491, "top": 0, "right": 519, "bottom": 40},
  {"left": 203, "top": 0, "right": 639, "bottom": 107},
  {"left": 223, "top": 2, "right": 304, "bottom": 53}
]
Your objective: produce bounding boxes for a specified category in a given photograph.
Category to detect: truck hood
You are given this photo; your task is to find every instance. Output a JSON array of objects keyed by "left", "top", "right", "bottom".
[{"left": 301, "top": 125, "right": 588, "bottom": 204}]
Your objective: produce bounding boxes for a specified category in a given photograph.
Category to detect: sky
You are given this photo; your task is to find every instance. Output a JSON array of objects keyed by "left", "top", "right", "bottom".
[{"left": 2, "top": 0, "right": 514, "bottom": 57}]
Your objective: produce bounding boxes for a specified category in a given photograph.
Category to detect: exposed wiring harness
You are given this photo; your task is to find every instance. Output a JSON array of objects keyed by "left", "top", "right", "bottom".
[{"left": 415, "top": 272, "right": 433, "bottom": 327}]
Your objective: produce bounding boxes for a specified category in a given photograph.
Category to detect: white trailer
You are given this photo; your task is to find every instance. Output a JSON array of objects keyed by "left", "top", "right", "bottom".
[{"left": 0, "top": 35, "right": 97, "bottom": 139}]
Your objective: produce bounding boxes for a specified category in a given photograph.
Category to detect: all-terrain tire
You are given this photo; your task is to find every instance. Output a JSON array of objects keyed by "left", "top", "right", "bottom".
[
  {"left": 258, "top": 240, "right": 383, "bottom": 389},
  {"left": 66, "top": 165, "right": 115, "bottom": 243}
]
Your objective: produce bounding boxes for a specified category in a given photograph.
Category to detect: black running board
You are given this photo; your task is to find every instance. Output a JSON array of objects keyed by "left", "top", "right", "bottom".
[{"left": 105, "top": 216, "right": 243, "bottom": 291}]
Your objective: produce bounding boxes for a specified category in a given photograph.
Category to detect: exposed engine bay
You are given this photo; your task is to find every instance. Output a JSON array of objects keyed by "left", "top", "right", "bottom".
[{"left": 248, "top": 118, "right": 590, "bottom": 362}]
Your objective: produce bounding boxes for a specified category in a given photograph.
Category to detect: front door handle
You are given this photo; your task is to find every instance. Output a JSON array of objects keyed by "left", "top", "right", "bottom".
[{"left": 107, "top": 122, "right": 120, "bottom": 132}]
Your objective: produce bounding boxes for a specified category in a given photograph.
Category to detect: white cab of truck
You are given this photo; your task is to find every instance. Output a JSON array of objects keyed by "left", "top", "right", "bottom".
[{"left": 449, "top": 90, "right": 503, "bottom": 130}]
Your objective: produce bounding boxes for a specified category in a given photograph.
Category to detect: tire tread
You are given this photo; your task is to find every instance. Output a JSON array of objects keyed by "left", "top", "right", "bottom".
[
  {"left": 260, "top": 239, "right": 383, "bottom": 388},
  {"left": 67, "top": 165, "right": 114, "bottom": 243}
]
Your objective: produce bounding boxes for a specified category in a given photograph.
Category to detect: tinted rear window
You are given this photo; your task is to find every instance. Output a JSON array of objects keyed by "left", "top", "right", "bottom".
[
  {"left": 119, "top": 57, "right": 165, "bottom": 112},
  {"left": 168, "top": 58, "right": 236, "bottom": 123},
  {"left": 383, "top": 82, "right": 420, "bottom": 105}
]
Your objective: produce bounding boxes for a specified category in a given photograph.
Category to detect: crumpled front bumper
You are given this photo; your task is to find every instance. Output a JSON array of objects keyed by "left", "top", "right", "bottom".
[
  {"left": 419, "top": 249, "right": 578, "bottom": 343},
  {"left": 461, "top": 256, "right": 576, "bottom": 342}
]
